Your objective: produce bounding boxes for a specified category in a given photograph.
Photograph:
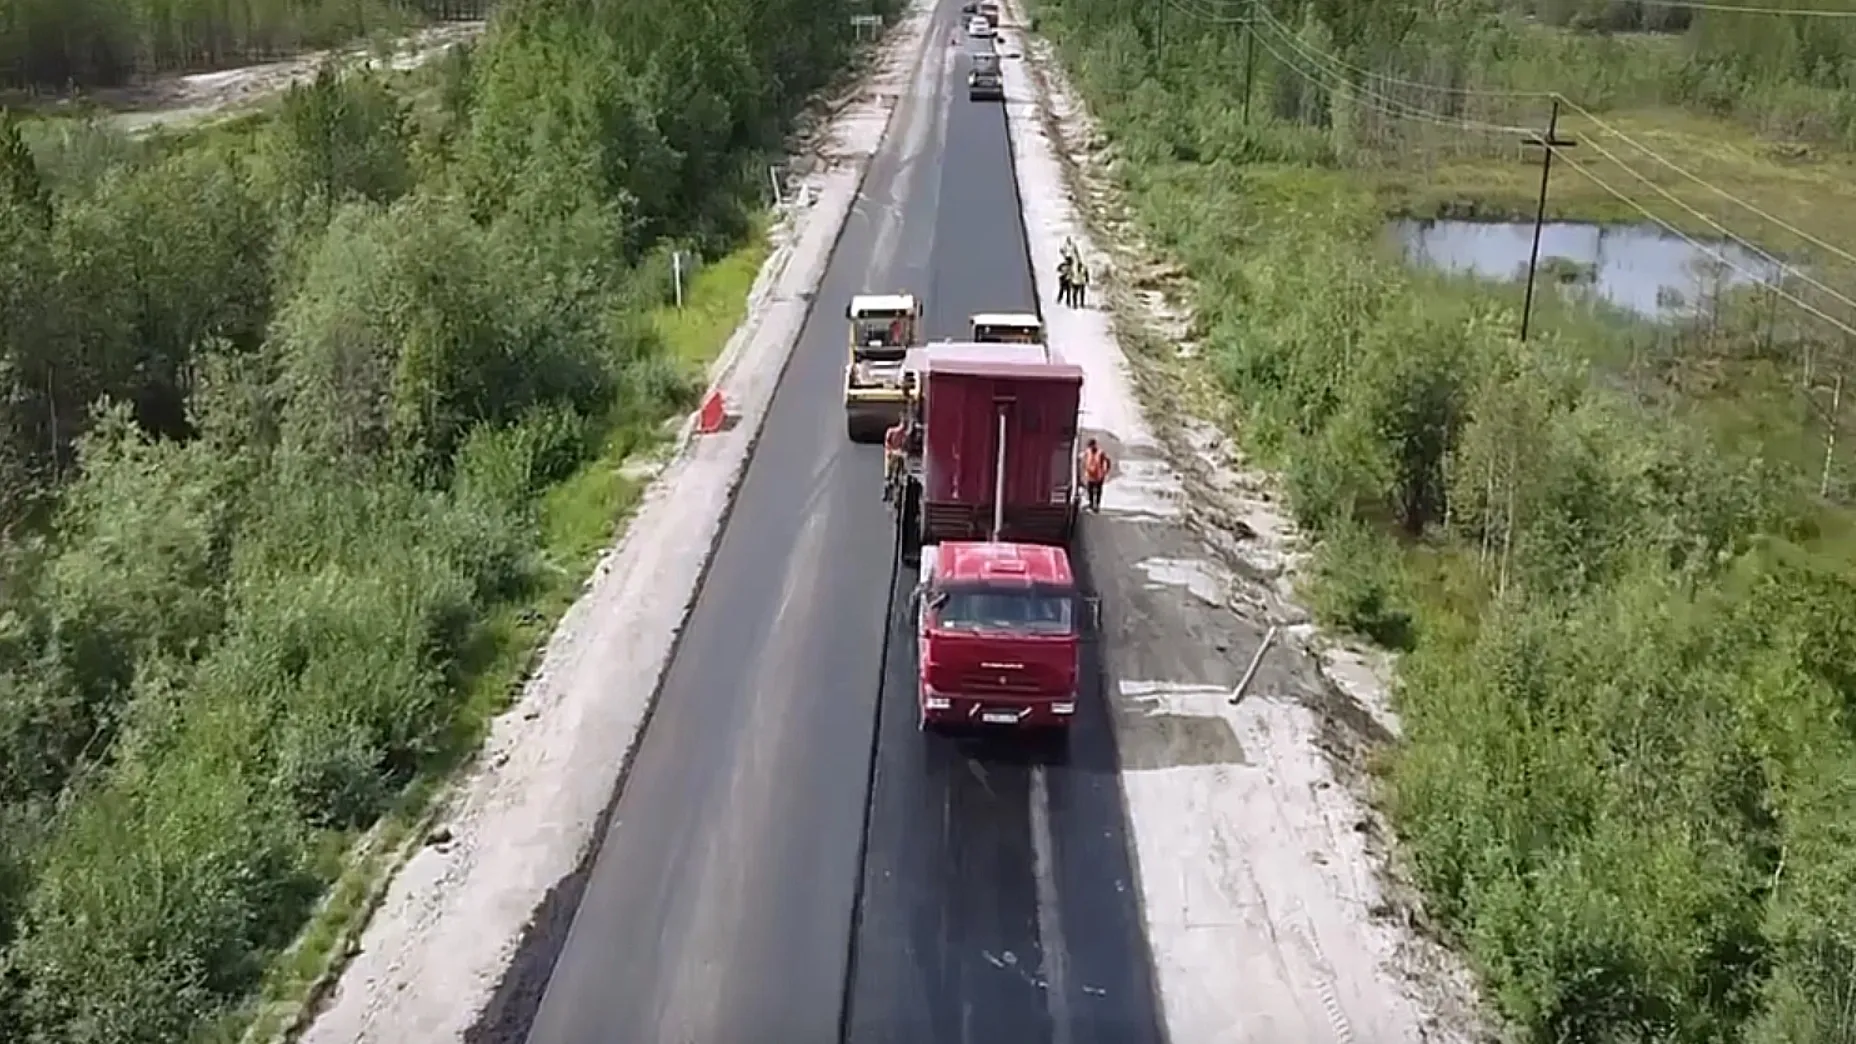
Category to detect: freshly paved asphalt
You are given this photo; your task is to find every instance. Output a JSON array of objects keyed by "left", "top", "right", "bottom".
[{"left": 492, "top": 3, "right": 1165, "bottom": 1041}]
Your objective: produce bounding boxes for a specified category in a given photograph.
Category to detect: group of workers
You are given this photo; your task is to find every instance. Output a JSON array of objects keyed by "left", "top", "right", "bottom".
[
  {"left": 1058, "top": 237, "right": 1089, "bottom": 308},
  {"left": 882, "top": 411, "right": 1115, "bottom": 514}
]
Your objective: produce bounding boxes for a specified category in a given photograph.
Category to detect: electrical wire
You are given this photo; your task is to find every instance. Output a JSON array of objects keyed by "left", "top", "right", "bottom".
[
  {"left": 1566, "top": 130, "right": 1856, "bottom": 311},
  {"left": 1227, "top": 12, "right": 1537, "bottom": 134},
  {"left": 1159, "top": 0, "right": 1856, "bottom": 334},
  {"left": 1549, "top": 93, "right": 1856, "bottom": 270},
  {"left": 1181, "top": 0, "right": 1856, "bottom": 18},
  {"left": 1606, "top": 0, "right": 1856, "bottom": 17},
  {"left": 1249, "top": 3, "right": 1554, "bottom": 98},
  {"left": 1159, "top": 0, "right": 1536, "bottom": 133},
  {"left": 1544, "top": 143, "right": 1856, "bottom": 336},
  {"left": 1195, "top": 2, "right": 1856, "bottom": 280}
]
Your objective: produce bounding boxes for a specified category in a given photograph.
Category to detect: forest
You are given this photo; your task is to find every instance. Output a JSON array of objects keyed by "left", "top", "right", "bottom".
[
  {"left": 0, "top": 0, "right": 889, "bottom": 1036},
  {"left": 1031, "top": 0, "right": 1856, "bottom": 1040},
  {"left": 0, "top": 0, "right": 487, "bottom": 90}
]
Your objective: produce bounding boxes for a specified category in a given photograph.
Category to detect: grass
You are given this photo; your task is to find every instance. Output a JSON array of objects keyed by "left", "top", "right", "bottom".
[{"left": 220, "top": 219, "right": 773, "bottom": 1044}]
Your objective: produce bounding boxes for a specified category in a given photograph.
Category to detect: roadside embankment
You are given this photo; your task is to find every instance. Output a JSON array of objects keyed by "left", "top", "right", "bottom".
[
  {"left": 1023, "top": 0, "right": 1856, "bottom": 1041},
  {"left": 996, "top": 4, "right": 1489, "bottom": 1042}
]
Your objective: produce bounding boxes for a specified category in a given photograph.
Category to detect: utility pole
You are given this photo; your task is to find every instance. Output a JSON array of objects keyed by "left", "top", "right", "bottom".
[
  {"left": 1519, "top": 98, "right": 1576, "bottom": 342},
  {"left": 1151, "top": 0, "right": 1164, "bottom": 71},
  {"left": 1241, "top": 0, "right": 1257, "bottom": 122}
]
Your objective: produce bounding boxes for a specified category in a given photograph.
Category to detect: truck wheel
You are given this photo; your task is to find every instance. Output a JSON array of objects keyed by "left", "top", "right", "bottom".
[{"left": 899, "top": 484, "right": 922, "bottom": 567}]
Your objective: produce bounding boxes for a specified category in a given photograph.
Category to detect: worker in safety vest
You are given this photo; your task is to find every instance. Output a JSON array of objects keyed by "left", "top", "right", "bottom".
[
  {"left": 883, "top": 417, "right": 909, "bottom": 501},
  {"left": 1080, "top": 438, "right": 1112, "bottom": 513}
]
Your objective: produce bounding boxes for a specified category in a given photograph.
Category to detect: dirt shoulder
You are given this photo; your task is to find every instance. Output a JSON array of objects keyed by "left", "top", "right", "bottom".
[{"left": 997, "top": 5, "right": 1496, "bottom": 1041}]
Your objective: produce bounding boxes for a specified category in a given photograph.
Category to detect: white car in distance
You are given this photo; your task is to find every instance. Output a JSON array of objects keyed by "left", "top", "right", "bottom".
[{"left": 967, "top": 15, "right": 994, "bottom": 37}]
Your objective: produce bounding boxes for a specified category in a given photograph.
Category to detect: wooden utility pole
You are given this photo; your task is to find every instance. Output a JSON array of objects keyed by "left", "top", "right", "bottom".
[
  {"left": 1241, "top": 0, "right": 1257, "bottom": 122},
  {"left": 1519, "top": 98, "right": 1577, "bottom": 342},
  {"left": 1825, "top": 371, "right": 1844, "bottom": 498}
]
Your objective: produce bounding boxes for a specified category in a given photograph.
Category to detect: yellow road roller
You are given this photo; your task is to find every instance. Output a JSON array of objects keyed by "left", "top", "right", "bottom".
[{"left": 844, "top": 293, "right": 922, "bottom": 442}]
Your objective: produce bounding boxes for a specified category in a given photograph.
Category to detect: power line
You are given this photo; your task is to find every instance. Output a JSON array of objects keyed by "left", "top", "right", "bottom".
[
  {"left": 1566, "top": 129, "right": 1856, "bottom": 313},
  {"left": 1181, "top": 0, "right": 1856, "bottom": 17},
  {"left": 1166, "top": 1, "right": 1856, "bottom": 335},
  {"left": 1545, "top": 143, "right": 1856, "bottom": 337},
  {"left": 1617, "top": 0, "right": 1856, "bottom": 17},
  {"left": 1206, "top": 3, "right": 1856, "bottom": 282},
  {"left": 1249, "top": 3, "right": 1552, "bottom": 98},
  {"left": 1228, "top": 11, "right": 1536, "bottom": 134},
  {"left": 1550, "top": 94, "right": 1856, "bottom": 270}
]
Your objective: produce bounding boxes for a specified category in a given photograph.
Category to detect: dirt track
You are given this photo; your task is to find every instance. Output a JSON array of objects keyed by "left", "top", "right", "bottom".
[{"left": 4, "top": 21, "right": 482, "bottom": 134}]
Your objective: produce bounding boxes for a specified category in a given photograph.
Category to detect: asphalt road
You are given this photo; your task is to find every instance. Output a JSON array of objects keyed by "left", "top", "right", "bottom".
[{"left": 477, "top": 4, "right": 1164, "bottom": 1042}]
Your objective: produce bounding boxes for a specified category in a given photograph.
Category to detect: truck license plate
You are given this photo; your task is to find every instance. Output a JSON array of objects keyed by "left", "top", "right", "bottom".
[{"left": 981, "top": 712, "right": 1019, "bottom": 725}]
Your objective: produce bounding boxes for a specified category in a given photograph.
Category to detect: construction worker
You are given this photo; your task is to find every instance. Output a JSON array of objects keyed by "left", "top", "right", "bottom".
[
  {"left": 1080, "top": 437, "right": 1112, "bottom": 513},
  {"left": 883, "top": 416, "right": 909, "bottom": 501}
]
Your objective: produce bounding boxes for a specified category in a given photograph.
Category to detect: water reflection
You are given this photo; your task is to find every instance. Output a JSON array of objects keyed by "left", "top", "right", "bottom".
[{"left": 1392, "top": 218, "right": 1784, "bottom": 320}]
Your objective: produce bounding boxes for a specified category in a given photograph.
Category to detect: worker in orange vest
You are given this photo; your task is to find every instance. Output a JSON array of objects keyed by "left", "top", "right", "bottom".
[
  {"left": 883, "top": 417, "right": 909, "bottom": 501},
  {"left": 1080, "top": 438, "right": 1112, "bottom": 513}
]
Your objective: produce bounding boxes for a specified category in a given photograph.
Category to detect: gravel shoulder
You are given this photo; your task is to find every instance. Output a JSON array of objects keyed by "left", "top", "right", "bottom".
[
  {"left": 995, "top": 4, "right": 1496, "bottom": 1041},
  {"left": 294, "top": 16, "right": 932, "bottom": 1044}
]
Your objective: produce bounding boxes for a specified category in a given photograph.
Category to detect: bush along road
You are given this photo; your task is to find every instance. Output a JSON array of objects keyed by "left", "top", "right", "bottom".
[
  {"left": 1027, "top": 0, "right": 1856, "bottom": 1041},
  {"left": 0, "top": 0, "right": 901, "bottom": 1038}
]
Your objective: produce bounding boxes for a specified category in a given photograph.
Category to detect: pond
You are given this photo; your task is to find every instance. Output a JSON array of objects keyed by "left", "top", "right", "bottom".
[{"left": 1391, "top": 218, "right": 1784, "bottom": 321}]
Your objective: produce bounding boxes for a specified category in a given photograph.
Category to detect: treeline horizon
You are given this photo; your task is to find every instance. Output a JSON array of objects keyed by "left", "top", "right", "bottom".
[{"left": 0, "top": 0, "right": 490, "bottom": 91}]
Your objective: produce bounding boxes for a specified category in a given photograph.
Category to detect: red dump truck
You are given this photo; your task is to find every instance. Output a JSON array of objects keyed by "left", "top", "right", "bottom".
[{"left": 893, "top": 342, "right": 1088, "bottom": 732}]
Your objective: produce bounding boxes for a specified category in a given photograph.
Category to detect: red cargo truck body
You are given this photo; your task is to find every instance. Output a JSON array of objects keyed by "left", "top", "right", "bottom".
[{"left": 913, "top": 342, "right": 1083, "bottom": 547}]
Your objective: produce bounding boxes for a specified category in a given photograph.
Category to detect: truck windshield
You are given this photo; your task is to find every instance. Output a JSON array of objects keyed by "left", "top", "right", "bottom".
[
  {"left": 934, "top": 586, "right": 1075, "bottom": 635},
  {"left": 972, "top": 324, "right": 1038, "bottom": 343}
]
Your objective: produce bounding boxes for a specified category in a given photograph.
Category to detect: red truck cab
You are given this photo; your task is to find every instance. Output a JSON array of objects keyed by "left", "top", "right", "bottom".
[{"left": 915, "top": 541, "right": 1080, "bottom": 730}]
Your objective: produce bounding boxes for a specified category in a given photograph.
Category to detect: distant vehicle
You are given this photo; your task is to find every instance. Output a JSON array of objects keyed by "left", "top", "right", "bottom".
[
  {"left": 843, "top": 293, "right": 922, "bottom": 442},
  {"left": 967, "top": 15, "right": 994, "bottom": 37},
  {"left": 892, "top": 341, "right": 1089, "bottom": 733},
  {"left": 969, "top": 311, "right": 1041, "bottom": 343},
  {"left": 962, "top": 0, "right": 978, "bottom": 11},
  {"left": 967, "top": 50, "right": 1004, "bottom": 100},
  {"left": 979, "top": 1, "right": 1001, "bottom": 22}
]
